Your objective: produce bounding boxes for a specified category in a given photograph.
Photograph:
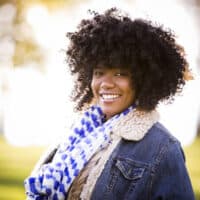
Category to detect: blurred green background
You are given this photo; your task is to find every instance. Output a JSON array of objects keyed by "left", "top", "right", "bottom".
[
  {"left": 0, "top": 135, "right": 200, "bottom": 200},
  {"left": 0, "top": 135, "right": 45, "bottom": 200}
]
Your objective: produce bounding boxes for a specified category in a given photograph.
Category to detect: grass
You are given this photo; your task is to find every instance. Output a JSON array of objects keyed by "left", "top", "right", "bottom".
[
  {"left": 0, "top": 135, "right": 199, "bottom": 200},
  {"left": 0, "top": 135, "right": 45, "bottom": 200},
  {"left": 184, "top": 137, "right": 200, "bottom": 199}
]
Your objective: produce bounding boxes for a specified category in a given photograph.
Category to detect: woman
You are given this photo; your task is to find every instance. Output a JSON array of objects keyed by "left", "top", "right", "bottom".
[{"left": 24, "top": 8, "right": 195, "bottom": 200}]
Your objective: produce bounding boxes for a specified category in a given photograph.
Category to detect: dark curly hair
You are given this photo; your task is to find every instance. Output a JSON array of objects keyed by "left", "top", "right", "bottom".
[{"left": 66, "top": 7, "right": 189, "bottom": 111}]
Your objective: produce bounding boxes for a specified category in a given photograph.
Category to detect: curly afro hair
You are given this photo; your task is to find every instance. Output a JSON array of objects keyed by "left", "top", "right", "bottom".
[{"left": 66, "top": 7, "right": 189, "bottom": 111}]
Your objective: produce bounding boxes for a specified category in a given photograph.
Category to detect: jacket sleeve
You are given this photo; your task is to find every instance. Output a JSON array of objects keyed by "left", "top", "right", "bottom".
[{"left": 150, "top": 141, "right": 195, "bottom": 200}]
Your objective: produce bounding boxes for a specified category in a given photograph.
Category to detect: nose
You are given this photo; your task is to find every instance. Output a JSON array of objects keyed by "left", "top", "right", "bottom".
[{"left": 100, "top": 74, "right": 115, "bottom": 89}]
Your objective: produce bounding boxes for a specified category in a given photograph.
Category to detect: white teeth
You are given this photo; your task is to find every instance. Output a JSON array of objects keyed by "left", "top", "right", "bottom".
[{"left": 101, "top": 94, "right": 120, "bottom": 99}]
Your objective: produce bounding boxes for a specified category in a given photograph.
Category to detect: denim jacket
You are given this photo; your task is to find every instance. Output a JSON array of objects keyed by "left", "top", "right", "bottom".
[
  {"left": 29, "top": 110, "right": 195, "bottom": 200},
  {"left": 90, "top": 122, "right": 195, "bottom": 200}
]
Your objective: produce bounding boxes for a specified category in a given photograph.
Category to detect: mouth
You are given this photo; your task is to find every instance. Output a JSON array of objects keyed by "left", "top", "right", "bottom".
[{"left": 100, "top": 93, "right": 121, "bottom": 101}]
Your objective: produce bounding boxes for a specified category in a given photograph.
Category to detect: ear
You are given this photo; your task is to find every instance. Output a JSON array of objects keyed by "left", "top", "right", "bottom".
[{"left": 91, "top": 97, "right": 98, "bottom": 105}]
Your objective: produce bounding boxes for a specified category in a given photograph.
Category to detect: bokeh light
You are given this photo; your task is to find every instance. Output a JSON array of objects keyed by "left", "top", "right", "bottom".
[{"left": 1, "top": 0, "right": 200, "bottom": 146}]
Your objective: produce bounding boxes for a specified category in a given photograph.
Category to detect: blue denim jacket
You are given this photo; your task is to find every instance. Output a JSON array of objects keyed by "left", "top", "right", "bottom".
[{"left": 90, "top": 122, "right": 195, "bottom": 200}]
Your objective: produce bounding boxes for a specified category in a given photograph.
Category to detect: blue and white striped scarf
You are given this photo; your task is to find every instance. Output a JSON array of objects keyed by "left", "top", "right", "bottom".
[{"left": 24, "top": 105, "right": 136, "bottom": 200}]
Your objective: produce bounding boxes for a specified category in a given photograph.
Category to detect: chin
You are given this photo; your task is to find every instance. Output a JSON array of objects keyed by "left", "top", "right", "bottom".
[{"left": 103, "top": 110, "right": 120, "bottom": 119}]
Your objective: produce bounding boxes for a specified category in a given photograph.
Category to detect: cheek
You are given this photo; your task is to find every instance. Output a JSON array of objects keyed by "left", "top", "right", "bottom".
[
  {"left": 124, "top": 81, "right": 135, "bottom": 100},
  {"left": 122, "top": 80, "right": 133, "bottom": 91}
]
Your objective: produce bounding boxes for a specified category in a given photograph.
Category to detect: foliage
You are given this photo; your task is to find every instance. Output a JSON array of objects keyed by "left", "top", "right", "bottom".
[
  {"left": 0, "top": 0, "right": 85, "bottom": 68},
  {"left": 0, "top": 0, "right": 44, "bottom": 68}
]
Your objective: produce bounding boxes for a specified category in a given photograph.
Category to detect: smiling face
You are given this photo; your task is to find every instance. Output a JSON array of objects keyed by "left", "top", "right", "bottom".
[{"left": 91, "top": 67, "right": 135, "bottom": 119}]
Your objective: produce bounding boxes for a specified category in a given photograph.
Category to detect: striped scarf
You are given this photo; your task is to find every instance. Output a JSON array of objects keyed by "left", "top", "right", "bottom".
[{"left": 24, "top": 105, "right": 136, "bottom": 200}]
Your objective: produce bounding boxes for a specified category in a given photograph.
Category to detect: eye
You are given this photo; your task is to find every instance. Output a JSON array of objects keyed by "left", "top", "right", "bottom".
[
  {"left": 93, "top": 69, "right": 104, "bottom": 77},
  {"left": 115, "top": 72, "right": 129, "bottom": 77}
]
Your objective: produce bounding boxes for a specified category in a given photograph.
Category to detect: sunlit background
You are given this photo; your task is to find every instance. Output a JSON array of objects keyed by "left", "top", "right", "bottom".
[
  {"left": 0, "top": 0, "right": 200, "bottom": 146},
  {"left": 0, "top": 0, "right": 200, "bottom": 199}
]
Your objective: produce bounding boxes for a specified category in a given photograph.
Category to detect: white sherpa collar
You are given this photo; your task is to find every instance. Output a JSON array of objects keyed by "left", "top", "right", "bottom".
[{"left": 112, "top": 109, "right": 159, "bottom": 141}]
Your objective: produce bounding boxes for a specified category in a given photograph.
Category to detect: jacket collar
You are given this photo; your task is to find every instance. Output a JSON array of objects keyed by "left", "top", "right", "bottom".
[{"left": 112, "top": 109, "right": 159, "bottom": 141}]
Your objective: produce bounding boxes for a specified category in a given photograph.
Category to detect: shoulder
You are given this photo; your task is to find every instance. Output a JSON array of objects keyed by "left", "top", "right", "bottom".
[
  {"left": 120, "top": 121, "right": 181, "bottom": 149},
  {"left": 115, "top": 122, "right": 184, "bottom": 164},
  {"left": 145, "top": 122, "right": 181, "bottom": 147},
  {"left": 143, "top": 122, "right": 185, "bottom": 164},
  {"left": 30, "top": 143, "right": 59, "bottom": 176}
]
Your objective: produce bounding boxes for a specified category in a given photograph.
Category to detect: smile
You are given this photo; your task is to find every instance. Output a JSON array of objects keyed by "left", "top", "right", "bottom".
[{"left": 100, "top": 94, "right": 121, "bottom": 100}]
